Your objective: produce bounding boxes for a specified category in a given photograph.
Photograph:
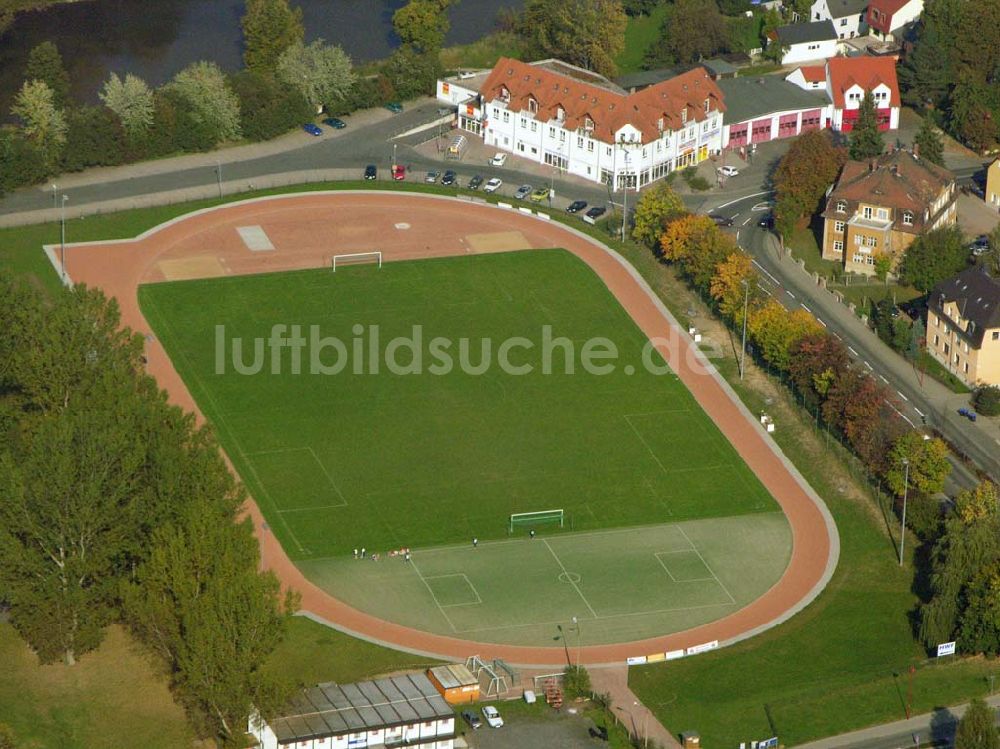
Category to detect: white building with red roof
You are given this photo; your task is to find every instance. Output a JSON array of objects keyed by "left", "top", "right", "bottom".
[
  {"left": 443, "top": 58, "right": 726, "bottom": 189},
  {"left": 867, "top": 0, "right": 923, "bottom": 40},
  {"left": 786, "top": 55, "right": 899, "bottom": 132}
]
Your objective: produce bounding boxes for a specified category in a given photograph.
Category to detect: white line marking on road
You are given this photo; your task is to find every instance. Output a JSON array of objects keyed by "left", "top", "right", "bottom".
[
  {"left": 897, "top": 390, "right": 909, "bottom": 402},
  {"left": 736, "top": 230, "right": 741, "bottom": 243},
  {"left": 743, "top": 216, "right": 753, "bottom": 226},
  {"left": 879, "top": 374, "right": 889, "bottom": 383},
  {"left": 751, "top": 260, "right": 780, "bottom": 285},
  {"left": 817, "top": 318, "right": 827, "bottom": 327},
  {"left": 848, "top": 346, "right": 858, "bottom": 356},
  {"left": 756, "top": 282, "right": 772, "bottom": 296},
  {"left": 713, "top": 189, "right": 774, "bottom": 210},
  {"left": 832, "top": 332, "right": 842, "bottom": 340},
  {"left": 800, "top": 303, "right": 811, "bottom": 313},
  {"left": 886, "top": 399, "right": 915, "bottom": 427},
  {"left": 786, "top": 290, "right": 795, "bottom": 299},
  {"left": 864, "top": 360, "right": 873, "bottom": 370},
  {"left": 914, "top": 407, "right": 926, "bottom": 418}
]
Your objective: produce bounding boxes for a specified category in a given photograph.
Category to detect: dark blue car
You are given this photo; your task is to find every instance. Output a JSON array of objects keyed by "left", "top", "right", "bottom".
[
  {"left": 323, "top": 117, "right": 347, "bottom": 129},
  {"left": 302, "top": 123, "right": 323, "bottom": 136}
]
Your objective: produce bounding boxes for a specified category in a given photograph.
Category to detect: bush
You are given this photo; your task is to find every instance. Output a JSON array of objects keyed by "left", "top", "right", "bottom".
[
  {"left": 681, "top": 166, "right": 711, "bottom": 191},
  {"left": 974, "top": 385, "right": 1000, "bottom": 416},
  {"left": 229, "top": 70, "right": 313, "bottom": 142},
  {"left": 61, "top": 105, "right": 124, "bottom": 172},
  {"left": 562, "top": 664, "right": 591, "bottom": 698}
]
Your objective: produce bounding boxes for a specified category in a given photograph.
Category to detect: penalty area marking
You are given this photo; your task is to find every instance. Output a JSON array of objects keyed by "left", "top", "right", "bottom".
[
  {"left": 654, "top": 550, "right": 716, "bottom": 583},
  {"left": 423, "top": 573, "right": 484, "bottom": 607}
]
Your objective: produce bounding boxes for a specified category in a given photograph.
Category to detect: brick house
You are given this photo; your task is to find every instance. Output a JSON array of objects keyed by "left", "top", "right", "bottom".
[{"left": 821, "top": 149, "right": 956, "bottom": 275}]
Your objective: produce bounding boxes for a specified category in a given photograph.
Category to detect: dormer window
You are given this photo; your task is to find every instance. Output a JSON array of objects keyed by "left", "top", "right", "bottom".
[
  {"left": 680, "top": 108, "right": 687, "bottom": 125},
  {"left": 835, "top": 200, "right": 847, "bottom": 213},
  {"left": 902, "top": 210, "right": 913, "bottom": 225},
  {"left": 499, "top": 86, "right": 510, "bottom": 103},
  {"left": 584, "top": 116, "right": 594, "bottom": 131},
  {"left": 528, "top": 97, "right": 538, "bottom": 114},
  {"left": 704, "top": 98, "right": 710, "bottom": 113},
  {"left": 556, "top": 106, "right": 565, "bottom": 121}
]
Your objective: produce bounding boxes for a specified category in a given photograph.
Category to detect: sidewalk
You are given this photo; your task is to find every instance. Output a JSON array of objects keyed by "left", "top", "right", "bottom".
[
  {"left": 590, "top": 666, "right": 682, "bottom": 749},
  {"left": 795, "top": 693, "right": 1000, "bottom": 748}
]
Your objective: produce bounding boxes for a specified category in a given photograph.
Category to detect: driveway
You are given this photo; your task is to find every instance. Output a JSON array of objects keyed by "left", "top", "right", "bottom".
[{"left": 462, "top": 708, "right": 599, "bottom": 749}]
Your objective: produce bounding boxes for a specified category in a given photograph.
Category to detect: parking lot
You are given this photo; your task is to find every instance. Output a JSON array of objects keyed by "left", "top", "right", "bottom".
[{"left": 459, "top": 705, "right": 602, "bottom": 749}]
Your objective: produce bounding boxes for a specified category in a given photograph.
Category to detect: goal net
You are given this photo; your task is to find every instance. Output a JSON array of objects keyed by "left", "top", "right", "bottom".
[
  {"left": 509, "top": 509, "right": 564, "bottom": 533},
  {"left": 331, "top": 251, "right": 382, "bottom": 272}
]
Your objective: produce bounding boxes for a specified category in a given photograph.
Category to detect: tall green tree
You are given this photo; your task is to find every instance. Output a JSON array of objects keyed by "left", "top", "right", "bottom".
[
  {"left": 123, "top": 504, "right": 297, "bottom": 745},
  {"left": 631, "top": 181, "right": 686, "bottom": 248},
  {"left": 884, "top": 432, "right": 951, "bottom": 499},
  {"left": 773, "top": 130, "right": 846, "bottom": 232},
  {"left": 518, "top": 0, "right": 626, "bottom": 78},
  {"left": 10, "top": 79, "right": 67, "bottom": 164},
  {"left": 23, "top": 41, "right": 70, "bottom": 108},
  {"left": 899, "top": 225, "right": 968, "bottom": 293},
  {"left": 914, "top": 115, "right": 945, "bottom": 165},
  {"left": 393, "top": 0, "right": 453, "bottom": 54},
  {"left": 955, "top": 698, "right": 1000, "bottom": 749},
  {"left": 658, "top": 0, "right": 728, "bottom": 65},
  {"left": 276, "top": 40, "right": 356, "bottom": 111},
  {"left": 241, "top": 0, "right": 304, "bottom": 72},
  {"left": 849, "top": 92, "right": 885, "bottom": 160},
  {"left": 166, "top": 62, "right": 242, "bottom": 146},
  {"left": 99, "top": 73, "right": 155, "bottom": 141}
]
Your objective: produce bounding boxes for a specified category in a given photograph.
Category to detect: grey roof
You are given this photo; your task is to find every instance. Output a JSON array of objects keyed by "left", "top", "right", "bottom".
[
  {"left": 931, "top": 266, "right": 1000, "bottom": 349},
  {"left": 715, "top": 76, "right": 830, "bottom": 123},
  {"left": 429, "top": 664, "right": 477, "bottom": 689},
  {"left": 702, "top": 58, "right": 738, "bottom": 76},
  {"left": 269, "top": 673, "right": 454, "bottom": 746},
  {"left": 613, "top": 67, "right": 680, "bottom": 92},
  {"left": 775, "top": 20, "right": 838, "bottom": 45},
  {"left": 826, "top": 0, "right": 868, "bottom": 17}
]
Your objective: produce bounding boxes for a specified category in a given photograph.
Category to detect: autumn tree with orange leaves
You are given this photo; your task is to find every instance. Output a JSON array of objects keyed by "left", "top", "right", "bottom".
[
  {"left": 709, "top": 251, "right": 761, "bottom": 325},
  {"left": 747, "top": 299, "right": 823, "bottom": 372}
]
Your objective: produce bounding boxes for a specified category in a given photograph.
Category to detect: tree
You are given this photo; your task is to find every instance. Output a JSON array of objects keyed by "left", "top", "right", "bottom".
[
  {"left": 393, "top": 0, "right": 452, "bottom": 54},
  {"left": 23, "top": 41, "right": 70, "bottom": 109},
  {"left": 657, "top": 0, "right": 729, "bottom": 65},
  {"left": 166, "top": 62, "right": 242, "bottom": 146},
  {"left": 955, "top": 698, "right": 1000, "bottom": 749},
  {"left": 0, "top": 130, "right": 51, "bottom": 195},
  {"left": 276, "top": 40, "right": 356, "bottom": 112},
  {"left": 898, "top": 7, "right": 954, "bottom": 111},
  {"left": 123, "top": 504, "right": 297, "bottom": 745},
  {"left": 518, "top": 0, "right": 627, "bottom": 78},
  {"left": 562, "top": 664, "right": 591, "bottom": 698},
  {"left": 788, "top": 332, "right": 850, "bottom": 408},
  {"left": 710, "top": 251, "right": 760, "bottom": 325},
  {"left": 230, "top": 70, "right": 313, "bottom": 141},
  {"left": 241, "top": 0, "right": 304, "bottom": 72},
  {"left": 747, "top": 300, "right": 823, "bottom": 372},
  {"left": 10, "top": 79, "right": 67, "bottom": 162},
  {"left": 974, "top": 386, "right": 1000, "bottom": 416},
  {"left": 773, "top": 130, "right": 846, "bottom": 230},
  {"left": 61, "top": 105, "right": 125, "bottom": 172},
  {"left": 914, "top": 115, "right": 945, "bottom": 166},
  {"left": 849, "top": 91, "right": 885, "bottom": 160},
  {"left": 631, "top": 181, "right": 686, "bottom": 248},
  {"left": 383, "top": 46, "right": 444, "bottom": 101},
  {"left": 884, "top": 432, "right": 951, "bottom": 499},
  {"left": 659, "top": 214, "right": 717, "bottom": 263},
  {"left": 99, "top": 73, "right": 155, "bottom": 141},
  {"left": 921, "top": 481, "right": 1000, "bottom": 651},
  {"left": 900, "top": 225, "right": 968, "bottom": 293}
]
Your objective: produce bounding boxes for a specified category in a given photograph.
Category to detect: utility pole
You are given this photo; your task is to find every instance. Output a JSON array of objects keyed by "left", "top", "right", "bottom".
[
  {"left": 555, "top": 624, "right": 571, "bottom": 667},
  {"left": 51, "top": 183, "right": 58, "bottom": 210},
  {"left": 899, "top": 458, "right": 910, "bottom": 566},
  {"left": 740, "top": 279, "right": 749, "bottom": 379},
  {"left": 215, "top": 161, "right": 223, "bottom": 199},
  {"left": 59, "top": 194, "right": 69, "bottom": 281}
]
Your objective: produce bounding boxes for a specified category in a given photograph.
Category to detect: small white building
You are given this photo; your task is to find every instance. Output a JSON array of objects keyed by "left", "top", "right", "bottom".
[
  {"left": 866, "top": 0, "right": 923, "bottom": 40},
  {"left": 439, "top": 57, "right": 726, "bottom": 190},
  {"left": 769, "top": 20, "right": 839, "bottom": 64},
  {"left": 826, "top": 55, "right": 900, "bottom": 131},
  {"left": 810, "top": 0, "right": 869, "bottom": 38},
  {"left": 785, "top": 64, "right": 828, "bottom": 91},
  {"left": 249, "top": 674, "right": 456, "bottom": 749}
]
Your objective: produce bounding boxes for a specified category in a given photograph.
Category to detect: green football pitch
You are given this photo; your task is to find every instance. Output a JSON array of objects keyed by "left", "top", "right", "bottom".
[{"left": 140, "top": 249, "right": 791, "bottom": 645}]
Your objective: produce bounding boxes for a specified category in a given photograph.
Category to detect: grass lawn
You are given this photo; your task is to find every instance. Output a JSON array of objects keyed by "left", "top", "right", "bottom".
[
  {"left": 0, "top": 623, "right": 198, "bottom": 749},
  {"left": 440, "top": 32, "right": 522, "bottom": 70},
  {"left": 615, "top": 5, "right": 668, "bottom": 75},
  {"left": 141, "top": 249, "right": 787, "bottom": 647},
  {"left": 835, "top": 281, "right": 922, "bottom": 312},
  {"left": 916, "top": 350, "right": 972, "bottom": 394},
  {"left": 786, "top": 224, "right": 840, "bottom": 280}
]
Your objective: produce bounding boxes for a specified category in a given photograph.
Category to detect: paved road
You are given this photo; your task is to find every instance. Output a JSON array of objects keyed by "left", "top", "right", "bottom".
[{"left": 705, "top": 190, "right": 997, "bottom": 491}]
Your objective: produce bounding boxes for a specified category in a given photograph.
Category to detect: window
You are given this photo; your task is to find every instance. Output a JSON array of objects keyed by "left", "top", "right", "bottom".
[
  {"left": 492, "top": 107, "right": 499, "bottom": 117},
  {"left": 502, "top": 111, "right": 510, "bottom": 123},
  {"left": 835, "top": 221, "right": 846, "bottom": 232},
  {"left": 902, "top": 211, "right": 913, "bottom": 225},
  {"left": 993, "top": 331, "right": 1000, "bottom": 340},
  {"left": 876, "top": 208, "right": 888, "bottom": 220},
  {"left": 680, "top": 108, "right": 687, "bottom": 125},
  {"left": 584, "top": 116, "right": 594, "bottom": 130},
  {"left": 587, "top": 140, "right": 594, "bottom": 152},
  {"left": 840, "top": 18, "right": 847, "bottom": 25},
  {"left": 528, "top": 97, "right": 538, "bottom": 114},
  {"left": 557, "top": 106, "right": 565, "bottom": 121},
  {"left": 577, "top": 136, "right": 584, "bottom": 148},
  {"left": 658, "top": 117, "right": 664, "bottom": 131},
  {"left": 704, "top": 98, "right": 710, "bottom": 113},
  {"left": 964, "top": 362, "right": 969, "bottom": 374},
  {"left": 833, "top": 240, "right": 844, "bottom": 252},
  {"left": 864, "top": 235, "right": 877, "bottom": 248},
  {"left": 519, "top": 117, "right": 527, "bottom": 128},
  {"left": 559, "top": 130, "right": 566, "bottom": 143},
  {"left": 836, "top": 200, "right": 847, "bottom": 212},
  {"left": 548, "top": 127, "right": 555, "bottom": 137},
  {"left": 863, "top": 206, "right": 873, "bottom": 219},
  {"left": 530, "top": 122, "right": 537, "bottom": 132},
  {"left": 606, "top": 146, "right": 612, "bottom": 156},
  {"left": 934, "top": 334, "right": 940, "bottom": 346}
]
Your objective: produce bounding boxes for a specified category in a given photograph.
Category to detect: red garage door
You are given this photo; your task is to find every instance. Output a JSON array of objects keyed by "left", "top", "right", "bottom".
[
  {"left": 728, "top": 123, "right": 748, "bottom": 147},
  {"left": 751, "top": 118, "right": 772, "bottom": 143},
  {"left": 800, "top": 109, "right": 822, "bottom": 132},
  {"left": 778, "top": 113, "right": 799, "bottom": 138}
]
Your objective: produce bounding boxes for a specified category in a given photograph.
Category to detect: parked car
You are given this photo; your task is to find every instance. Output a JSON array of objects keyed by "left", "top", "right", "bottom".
[
  {"left": 584, "top": 206, "right": 607, "bottom": 223},
  {"left": 717, "top": 165, "right": 739, "bottom": 177},
  {"left": 442, "top": 170, "right": 458, "bottom": 186},
  {"left": 514, "top": 184, "right": 532, "bottom": 200},
  {"left": 490, "top": 152, "right": 507, "bottom": 167},
  {"left": 437, "top": 106, "right": 454, "bottom": 116},
  {"left": 529, "top": 187, "right": 549, "bottom": 203},
  {"left": 391, "top": 164, "right": 406, "bottom": 181},
  {"left": 461, "top": 711, "right": 482, "bottom": 729},
  {"left": 424, "top": 171, "right": 440, "bottom": 183},
  {"left": 468, "top": 175, "right": 484, "bottom": 190},
  {"left": 385, "top": 102, "right": 403, "bottom": 114},
  {"left": 364, "top": 164, "right": 377, "bottom": 180},
  {"left": 709, "top": 213, "right": 734, "bottom": 227},
  {"left": 322, "top": 117, "right": 346, "bottom": 129},
  {"left": 483, "top": 177, "right": 503, "bottom": 193},
  {"left": 302, "top": 123, "right": 323, "bottom": 136},
  {"left": 481, "top": 706, "right": 504, "bottom": 728},
  {"left": 758, "top": 213, "right": 774, "bottom": 229},
  {"left": 971, "top": 235, "right": 991, "bottom": 255},
  {"left": 567, "top": 200, "right": 588, "bottom": 213}
]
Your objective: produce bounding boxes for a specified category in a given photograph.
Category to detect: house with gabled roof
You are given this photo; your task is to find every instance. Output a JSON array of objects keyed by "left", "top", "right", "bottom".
[
  {"left": 810, "top": 0, "right": 869, "bottom": 37},
  {"left": 768, "top": 20, "right": 839, "bottom": 64},
  {"left": 867, "top": 0, "right": 923, "bottom": 40},
  {"left": 821, "top": 148, "right": 956, "bottom": 275},
  {"left": 927, "top": 266, "right": 1000, "bottom": 387},
  {"left": 825, "top": 55, "right": 900, "bottom": 131},
  {"left": 471, "top": 57, "right": 726, "bottom": 189}
]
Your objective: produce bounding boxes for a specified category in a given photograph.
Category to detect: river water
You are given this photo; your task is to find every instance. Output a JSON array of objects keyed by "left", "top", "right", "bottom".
[{"left": 0, "top": 0, "right": 521, "bottom": 115}]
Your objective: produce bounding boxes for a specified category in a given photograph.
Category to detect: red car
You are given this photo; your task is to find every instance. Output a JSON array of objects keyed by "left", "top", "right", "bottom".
[{"left": 392, "top": 164, "right": 406, "bottom": 181}]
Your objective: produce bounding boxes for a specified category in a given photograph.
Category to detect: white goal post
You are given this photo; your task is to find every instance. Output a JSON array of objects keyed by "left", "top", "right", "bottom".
[
  {"left": 510, "top": 509, "right": 564, "bottom": 533},
  {"left": 331, "top": 251, "right": 382, "bottom": 272}
]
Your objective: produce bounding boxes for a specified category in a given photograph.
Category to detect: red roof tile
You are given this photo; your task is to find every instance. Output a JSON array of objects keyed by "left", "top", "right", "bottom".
[
  {"left": 800, "top": 65, "right": 826, "bottom": 83},
  {"left": 479, "top": 58, "right": 725, "bottom": 144},
  {"left": 827, "top": 56, "right": 900, "bottom": 109}
]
